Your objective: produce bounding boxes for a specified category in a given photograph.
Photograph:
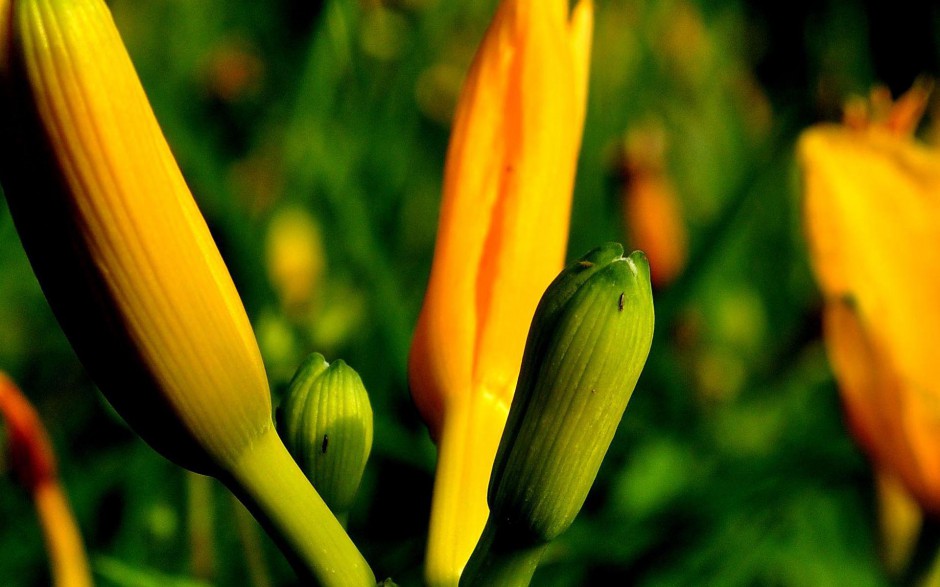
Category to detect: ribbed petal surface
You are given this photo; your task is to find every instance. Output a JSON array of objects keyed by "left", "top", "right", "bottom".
[{"left": 1, "top": 0, "right": 270, "bottom": 473}]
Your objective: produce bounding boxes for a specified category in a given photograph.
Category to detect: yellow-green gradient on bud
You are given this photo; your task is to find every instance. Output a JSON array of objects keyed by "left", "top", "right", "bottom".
[
  {"left": 461, "top": 243, "right": 654, "bottom": 587},
  {"left": 0, "top": 1, "right": 374, "bottom": 584},
  {"left": 279, "top": 353, "right": 374, "bottom": 520},
  {"left": 407, "top": 0, "right": 593, "bottom": 583}
]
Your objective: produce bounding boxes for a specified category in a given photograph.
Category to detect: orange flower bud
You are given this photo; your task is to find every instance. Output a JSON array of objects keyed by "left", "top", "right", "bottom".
[
  {"left": 408, "top": 0, "right": 593, "bottom": 583},
  {"left": 619, "top": 126, "right": 687, "bottom": 288},
  {"left": 0, "top": 373, "right": 91, "bottom": 587}
]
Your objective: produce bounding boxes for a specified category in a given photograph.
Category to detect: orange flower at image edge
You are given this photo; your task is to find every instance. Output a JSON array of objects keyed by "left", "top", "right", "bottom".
[{"left": 799, "top": 85, "right": 940, "bottom": 514}]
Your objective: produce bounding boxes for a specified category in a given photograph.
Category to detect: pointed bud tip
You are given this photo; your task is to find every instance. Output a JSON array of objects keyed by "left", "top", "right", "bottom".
[
  {"left": 625, "top": 250, "right": 651, "bottom": 283},
  {"left": 582, "top": 242, "right": 624, "bottom": 266},
  {"left": 291, "top": 352, "right": 329, "bottom": 382}
]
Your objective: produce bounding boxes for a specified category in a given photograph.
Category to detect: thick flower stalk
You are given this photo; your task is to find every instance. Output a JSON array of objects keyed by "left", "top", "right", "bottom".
[
  {"left": 0, "top": 1, "right": 372, "bottom": 584},
  {"left": 408, "top": 0, "right": 593, "bottom": 584},
  {"left": 0, "top": 373, "right": 92, "bottom": 587},
  {"left": 798, "top": 85, "right": 940, "bottom": 515}
]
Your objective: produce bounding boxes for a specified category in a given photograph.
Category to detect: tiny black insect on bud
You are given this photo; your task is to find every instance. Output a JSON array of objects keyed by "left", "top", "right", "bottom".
[{"left": 462, "top": 244, "right": 654, "bottom": 587}]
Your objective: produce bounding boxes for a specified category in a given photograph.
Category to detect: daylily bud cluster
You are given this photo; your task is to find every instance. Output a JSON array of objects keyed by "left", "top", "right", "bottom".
[{"left": 0, "top": 1, "right": 657, "bottom": 586}]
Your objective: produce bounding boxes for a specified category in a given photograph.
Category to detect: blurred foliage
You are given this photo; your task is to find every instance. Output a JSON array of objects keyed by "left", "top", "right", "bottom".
[{"left": 1, "top": 0, "right": 939, "bottom": 585}]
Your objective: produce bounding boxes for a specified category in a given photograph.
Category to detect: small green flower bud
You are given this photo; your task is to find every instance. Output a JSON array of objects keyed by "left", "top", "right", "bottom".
[
  {"left": 462, "top": 243, "right": 654, "bottom": 586},
  {"left": 278, "top": 353, "right": 373, "bottom": 519}
]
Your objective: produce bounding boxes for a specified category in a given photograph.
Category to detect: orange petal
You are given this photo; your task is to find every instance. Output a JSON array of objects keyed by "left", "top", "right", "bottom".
[
  {"left": 801, "top": 116, "right": 940, "bottom": 512},
  {"left": 0, "top": 373, "right": 91, "bottom": 587},
  {"left": 410, "top": 0, "right": 593, "bottom": 583},
  {"left": 0, "top": 372, "right": 56, "bottom": 490}
]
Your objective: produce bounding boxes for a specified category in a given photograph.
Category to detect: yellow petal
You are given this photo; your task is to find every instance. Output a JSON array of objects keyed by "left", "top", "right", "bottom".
[
  {"left": 1, "top": 0, "right": 269, "bottom": 473},
  {"left": 875, "top": 467, "right": 922, "bottom": 575},
  {"left": 568, "top": 0, "right": 594, "bottom": 129},
  {"left": 409, "top": 0, "right": 593, "bottom": 583},
  {"left": 800, "top": 101, "right": 940, "bottom": 513},
  {"left": 0, "top": 0, "right": 12, "bottom": 74},
  {"left": 822, "top": 300, "right": 914, "bottom": 492}
]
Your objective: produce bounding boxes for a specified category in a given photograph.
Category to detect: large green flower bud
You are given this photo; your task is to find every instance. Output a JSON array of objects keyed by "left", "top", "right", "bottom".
[
  {"left": 279, "top": 353, "right": 373, "bottom": 520},
  {"left": 462, "top": 243, "right": 655, "bottom": 586}
]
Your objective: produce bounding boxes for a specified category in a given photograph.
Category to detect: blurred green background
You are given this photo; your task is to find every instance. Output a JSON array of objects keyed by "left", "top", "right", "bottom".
[{"left": 1, "top": 0, "right": 939, "bottom": 585}]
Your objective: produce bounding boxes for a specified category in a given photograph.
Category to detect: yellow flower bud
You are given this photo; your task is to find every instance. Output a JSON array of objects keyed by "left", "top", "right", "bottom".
[
  {"left": 1, "top": 0, "right": 268, "bottom": 474},
  {"left": 618, "top": 125, "right": 687, "bottom": 288},
  {"left": 0, "top": 1, "right": 373, "bottom": 583},
  {"left": 875, "top": 468, "right": 922, "bottom": 575},
  {"left": 266, "top": 207, "right": 326, "bottom": 316},
  {"left": 408, "top": 0, "right": 594, "bottom": 583}
]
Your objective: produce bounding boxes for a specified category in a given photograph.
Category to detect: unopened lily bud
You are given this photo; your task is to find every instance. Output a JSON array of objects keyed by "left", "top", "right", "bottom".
[
  {"left": 493, "top": 242, "right": 653, "bottom": 539},
  {"left": 0, "top": 1, "right": 373, "bottom": 583},
  {"left": 279, "top": 353, "right": 373, "bottom": 519},
  {"left": 410, "top": 1, "right": 595, "bottom": 581},
  {"left": 462, "top": 243, "right": 654, "bottom": 586},
  {"left": 0, "top": 0, "right": 268, "bottom": 476}
]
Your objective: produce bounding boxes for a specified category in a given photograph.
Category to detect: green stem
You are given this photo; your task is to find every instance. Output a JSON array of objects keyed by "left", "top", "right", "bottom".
[
  {"left": 230, "top": 493, "right": 273, "bottom": 587},
  {"left": 459, "top": 518, "right": 548, "bottom": 587},
  {"left": 220, "top": 426, "right": 375, "bottom": 587},
  {"left": 187, "top": 472, "right": 215, "bottom": 581}
]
